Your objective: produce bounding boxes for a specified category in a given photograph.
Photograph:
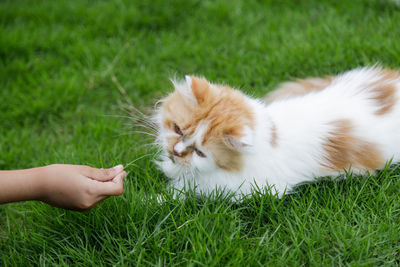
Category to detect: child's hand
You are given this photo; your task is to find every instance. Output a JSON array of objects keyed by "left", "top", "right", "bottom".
[{"left": 38, "top": 164, "right": 126, "bottom": 211}]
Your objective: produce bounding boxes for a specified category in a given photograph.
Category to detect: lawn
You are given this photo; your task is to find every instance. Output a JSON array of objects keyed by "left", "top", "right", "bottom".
[{"left": 1, "top": 0, "right": 400, "bottom": 265}]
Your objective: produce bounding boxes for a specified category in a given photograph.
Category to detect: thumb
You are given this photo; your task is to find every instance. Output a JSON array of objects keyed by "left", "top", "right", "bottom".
[
  {"left": 96, "top": 171, "right": 127, "bottom": 196},
  {"left": 80, "top": 164, "right": 124, "bottom": 181}
]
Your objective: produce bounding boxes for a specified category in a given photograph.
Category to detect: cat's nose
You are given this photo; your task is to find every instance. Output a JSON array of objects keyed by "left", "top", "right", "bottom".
[{"left": 173, "top": 142, "right": 186, "bottom": 157}]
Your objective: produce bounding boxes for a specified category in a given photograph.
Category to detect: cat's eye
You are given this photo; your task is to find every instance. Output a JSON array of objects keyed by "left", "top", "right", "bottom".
[
  {"left": 174, "top": 123, "right": 183, "bottom": 136},
  {"left": 194, "top": 148, "right": 206, "bottom": 158}
]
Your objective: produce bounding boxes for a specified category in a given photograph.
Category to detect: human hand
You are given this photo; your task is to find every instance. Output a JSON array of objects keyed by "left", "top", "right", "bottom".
[{"left": 37, "top": 164, "right": 126, "bottom": 211}]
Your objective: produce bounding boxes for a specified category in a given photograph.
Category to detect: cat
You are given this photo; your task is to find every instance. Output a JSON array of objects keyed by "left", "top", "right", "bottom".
[{"left": 153, "top": 66, "right": 400, "bottom": 197}]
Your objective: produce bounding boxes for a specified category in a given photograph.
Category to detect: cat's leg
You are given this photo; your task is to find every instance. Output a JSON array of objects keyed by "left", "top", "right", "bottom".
[{"left": 264, "top": 76, "right": 333, "bottom": 104}]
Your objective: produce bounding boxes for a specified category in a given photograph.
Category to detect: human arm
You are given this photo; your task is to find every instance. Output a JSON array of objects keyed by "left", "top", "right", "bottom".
[{"left": 0, "top": 164, "right": 126, "bottom": 211}]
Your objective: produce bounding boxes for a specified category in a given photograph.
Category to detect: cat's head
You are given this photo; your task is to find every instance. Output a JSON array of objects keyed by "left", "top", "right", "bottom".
[{"left": 155, "top": 76, "right": 255, "bottom": 177}]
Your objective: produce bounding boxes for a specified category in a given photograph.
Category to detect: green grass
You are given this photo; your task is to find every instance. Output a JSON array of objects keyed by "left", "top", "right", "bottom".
[{"left": 1, "top": 0, "right": 400, "bottom": 265}]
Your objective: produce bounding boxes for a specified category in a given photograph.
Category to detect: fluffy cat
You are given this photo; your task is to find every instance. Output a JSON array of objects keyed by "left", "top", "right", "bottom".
[{"left": 153, "top": 67, "right": 400, "bottom": 197}]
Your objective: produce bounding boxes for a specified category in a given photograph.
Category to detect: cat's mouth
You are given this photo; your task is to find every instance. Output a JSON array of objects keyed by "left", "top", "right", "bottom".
[{"left": 168, "top": 153, "right": 192, "bottom": 167}]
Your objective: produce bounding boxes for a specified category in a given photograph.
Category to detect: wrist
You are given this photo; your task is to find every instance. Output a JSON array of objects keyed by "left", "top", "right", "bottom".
[
  {"left": 30, "top": 165, "right": 52, "bottom": 201},
  {"left": 0, "top": 165, "right": 51, "bottom": 204}
]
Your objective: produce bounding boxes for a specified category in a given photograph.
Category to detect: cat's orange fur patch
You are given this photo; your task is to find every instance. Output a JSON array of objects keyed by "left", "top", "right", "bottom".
[
  {"left": 204, "top": 138, "right": 243, "bottom": 171},
  {"left": 369, "top": 69, "right": 399, "bottom": 115},
  {"left": 162, "top": 76, "right": 255, "bottom": 172},
  {"left": 264, "top": 76, "right": 333, "bottom": 103},
  {"left": 372, "top": 84, "right": 396, "bottom": 115},
  {"left": 322, "top": 120, "right": 384, "bottom": 171},
  {"left": 270, "top": 121, "right": 278, "bottom": 147}
]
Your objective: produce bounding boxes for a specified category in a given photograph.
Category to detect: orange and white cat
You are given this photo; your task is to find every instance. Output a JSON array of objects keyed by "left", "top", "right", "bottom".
[{"left": 153, "top": 67, "right": 400, "bottom": 197}]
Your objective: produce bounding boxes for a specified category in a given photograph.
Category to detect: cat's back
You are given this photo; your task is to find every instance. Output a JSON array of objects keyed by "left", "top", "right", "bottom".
[
  {"left": 263, "top": 66, "right": 400, "bottom": 170},
  {"left": 265, "top": 67, "right": 400, "bottom": 106},
  {"left": 266, "top": 67, "right": 400, "bottom": 117}
]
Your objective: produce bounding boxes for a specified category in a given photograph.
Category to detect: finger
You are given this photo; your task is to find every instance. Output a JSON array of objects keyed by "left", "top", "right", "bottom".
[
  {"left": 80, "top": 165, "right": 124, "bottom": 181},
  {"left": 78, "top": 194, "right": 110, "bottom": 212},
  {"left": 96, "top": 171, "right": 126, "bottom": 196}
]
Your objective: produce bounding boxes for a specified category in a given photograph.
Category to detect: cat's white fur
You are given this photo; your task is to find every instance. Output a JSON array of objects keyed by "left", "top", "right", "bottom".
[{"left": 155, "top": 67, "right": 400, "bottom": 197}]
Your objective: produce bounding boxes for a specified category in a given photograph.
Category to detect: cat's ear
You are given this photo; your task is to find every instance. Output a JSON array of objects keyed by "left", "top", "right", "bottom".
[
  {"left": 223, "top": 126, "right": 253, "bottom": 151},
  {"left": 173, "top": 75, "right": 211, "bottom": 104},
  {"left": 186, "top": 76, "right": 210, "bottom": 104},
  {"left": 178, "top": 75, "right": 210, "bottom": 105}
]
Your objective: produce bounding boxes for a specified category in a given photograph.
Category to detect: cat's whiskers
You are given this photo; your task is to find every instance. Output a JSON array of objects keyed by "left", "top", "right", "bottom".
[
  {"left": 112, "top": 132, "right": 155, "bottom": 139},
  {"left": 117, "top": 103, "right": 159, "bottom": 134},
  {"left": 103, "top": 114, "right": 136, "bottom": 119},
  {"left": 117, "top": 130, "right": 157, "bottom": 138},
  {"left": 128, "top": 114, "right": 158, "bottom": 128},
  {"left": 104, "top": 112, "right": 159, "bottom": 139},
  {"left": 130, "top": 121, "right": 158, "bottom": 135}
]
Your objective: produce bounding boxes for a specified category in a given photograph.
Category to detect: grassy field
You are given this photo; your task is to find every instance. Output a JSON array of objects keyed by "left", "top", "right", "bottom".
[{"left": 1, "top": 0, "right": 400, "bottom": 265}]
